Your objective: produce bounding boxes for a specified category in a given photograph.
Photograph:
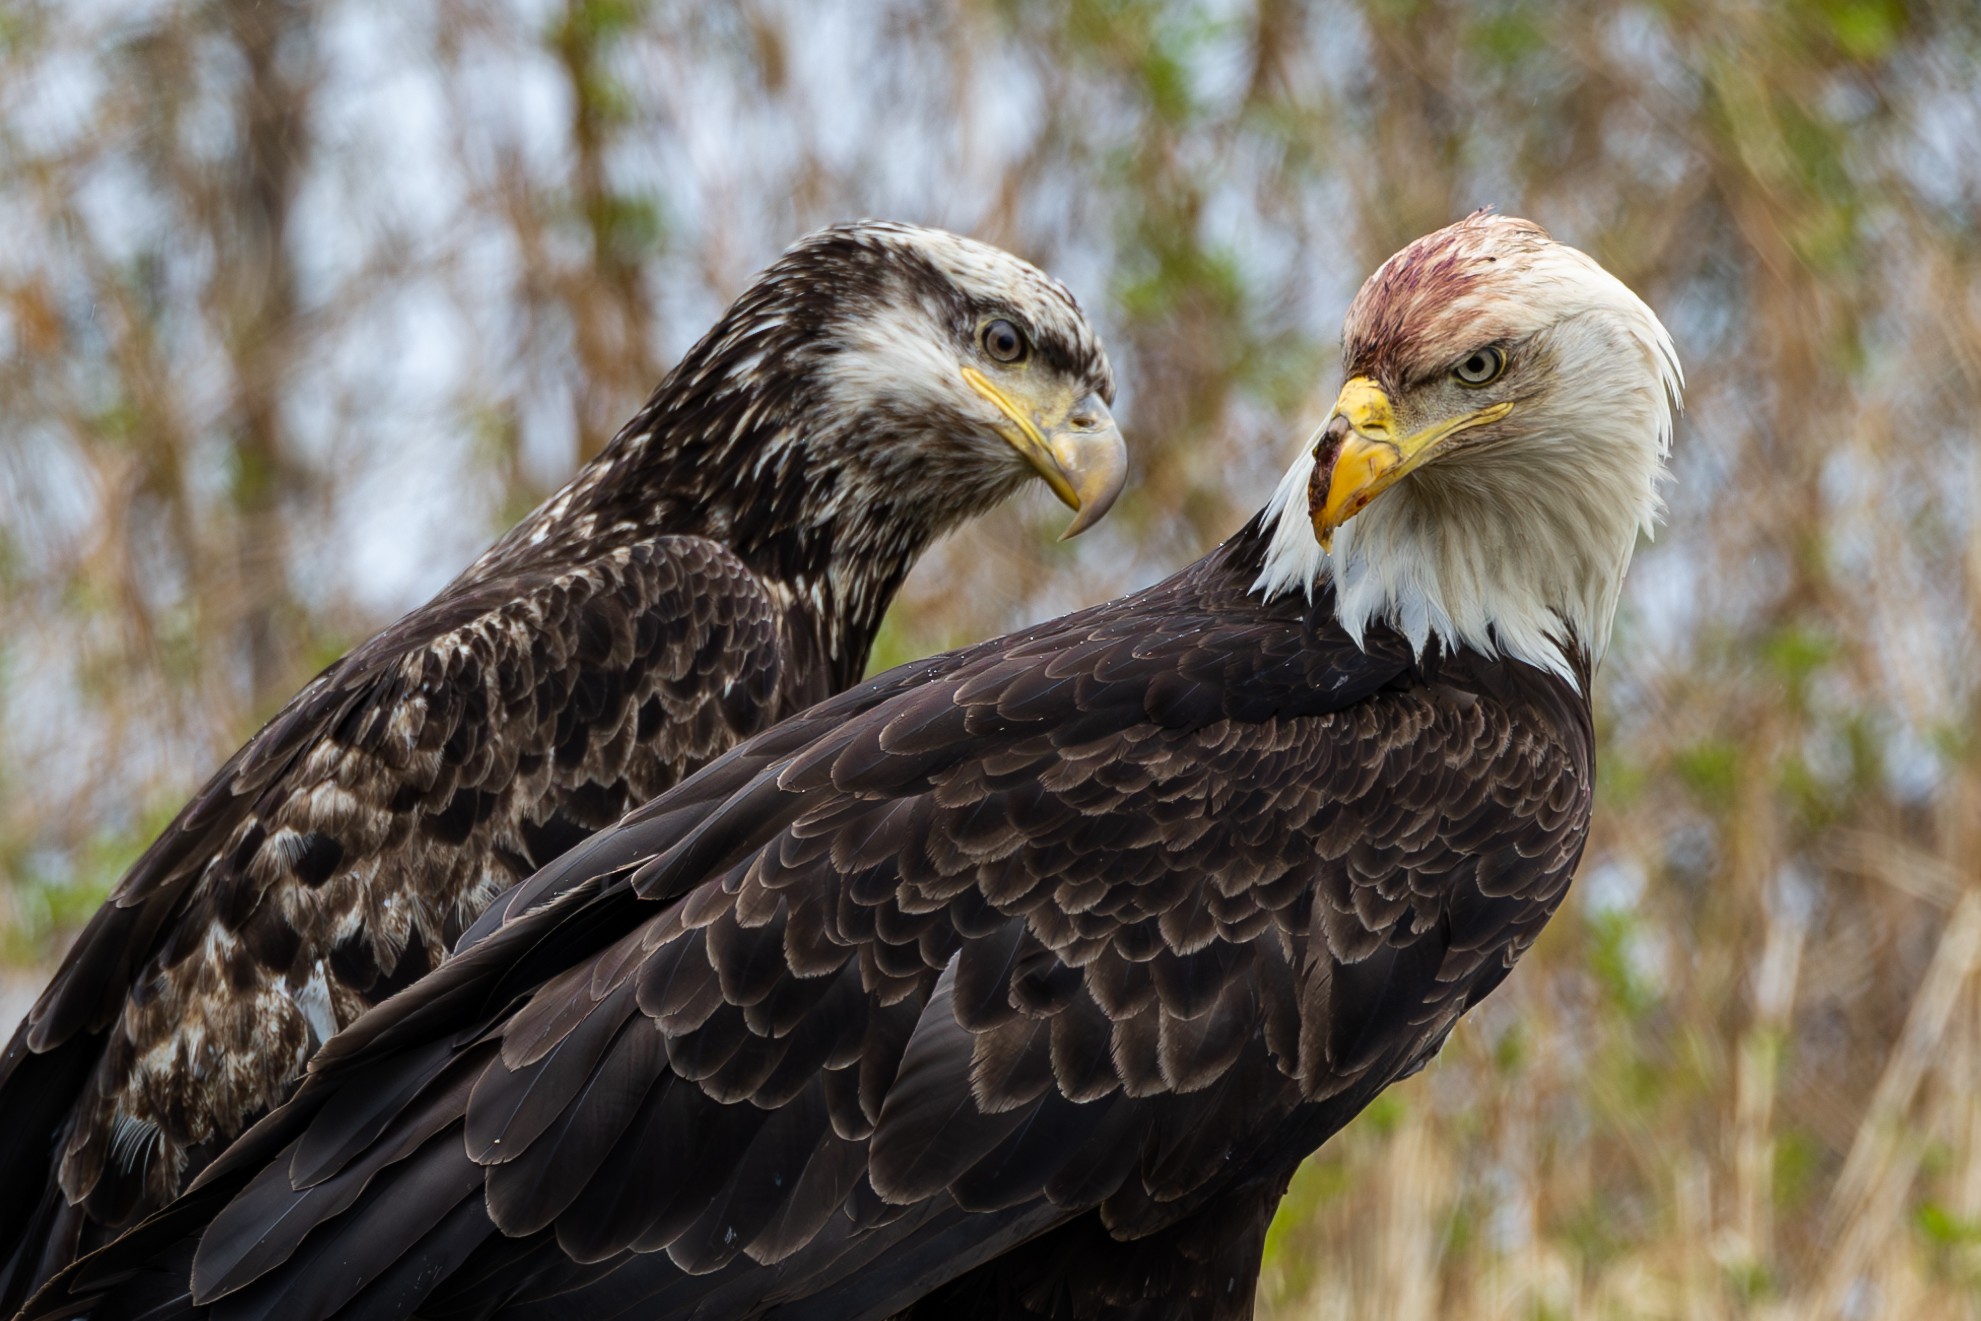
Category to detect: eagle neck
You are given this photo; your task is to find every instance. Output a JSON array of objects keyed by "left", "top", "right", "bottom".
[{"left": 476, "top": 368, "right": 961, "bottom": 695}]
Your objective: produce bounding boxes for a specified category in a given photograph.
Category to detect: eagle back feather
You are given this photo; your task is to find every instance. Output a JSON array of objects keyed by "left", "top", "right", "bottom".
[
  {"left": 0, "top": 219, "right": 1114, "bottom": 1307},
  {"left": 18, "top": 520, "right": 1596, "bottom": 1321},
  {"left": 0, "top": 535, "right": 806, "bottom": 1282}
]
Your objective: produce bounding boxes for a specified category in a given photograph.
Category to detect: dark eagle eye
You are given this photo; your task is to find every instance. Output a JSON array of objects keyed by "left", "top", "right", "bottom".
[
  {"left": 981, "top": 319, "right": 1028, "bottom": 364},
  {"left": 1452, "top": 346, "right": 1506, "bottom": 386}
]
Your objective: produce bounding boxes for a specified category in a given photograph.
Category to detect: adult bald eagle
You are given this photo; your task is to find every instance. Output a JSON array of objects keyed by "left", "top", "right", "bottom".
[
  {"left": 0, "top": 221, "right": 1125, "bottom": 1309},
  {"left": 24, "top": 213, "right": 1679, "bottom": 1321}
]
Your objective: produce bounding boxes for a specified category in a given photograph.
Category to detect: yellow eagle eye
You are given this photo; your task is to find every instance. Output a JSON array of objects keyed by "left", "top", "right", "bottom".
[
  {"left": 981, "top": 319, "right": 1028, "bottom": 364},
  {"left": 1452, "top": 346, "right": 1506, "bottom": 386}
]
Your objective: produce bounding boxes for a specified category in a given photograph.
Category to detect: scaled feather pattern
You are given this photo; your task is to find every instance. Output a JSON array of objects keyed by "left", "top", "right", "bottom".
[
  {"left": 0, "top": 220, "right": 1116, "bottom": 1310},
  {"left": 23, "top": 522, "right": 1594, "bottom": 1321},
  {"left": 20, "top": 212, "right": 1675, "bottom": 1321}
]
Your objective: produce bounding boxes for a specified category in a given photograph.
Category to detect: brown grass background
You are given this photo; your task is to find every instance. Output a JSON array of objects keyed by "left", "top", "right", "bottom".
[{"left": 3, "top": 1, "right": 1979, "bottom": 1315}]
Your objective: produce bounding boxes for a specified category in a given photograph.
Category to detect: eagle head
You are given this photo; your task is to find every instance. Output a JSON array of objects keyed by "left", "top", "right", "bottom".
[
  {"left": 558, "top": 220, "right": 1125, "bottom": 588},
  {"left": 1259, "top": 211, "right": 1682, "bottom": 684},
  {"left": 749, "top": 221, "right": 1125, "bottom": 542}
]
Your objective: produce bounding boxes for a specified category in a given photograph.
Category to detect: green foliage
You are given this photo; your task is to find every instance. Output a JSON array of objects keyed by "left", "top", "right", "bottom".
[
  {"left": 1814, "top": 0, "right": 1906, "bottom": 59},
  {"left": 1492, "top": 1019, "right": 1529, "bottom": 1075},
  {"left": 0, "top": 811, "right": 165, "bottom": 966},
  {"left": 551, "top": 0, "right": 648, "bottom": 68},
  {"left": 1913, "top": 1200, "right": 1981, "bottom": 1248},
  {"left": 1674, "top": 736, "right": 1741, "bottom": 806},
  {"left": 1359, "top": 1090, "right": 1408, "bottom": 1136},
  {"left": 1762, "top": 623, "right": 1837, "bottom": 711},
  {"left": 1466, "top": 2, "right": 1548, "bottom": 67},
  {"left": 866, "top": 610, "right": 960, "bottom": 681},
  {"left": 1260, "top": 1154, "right": 1350, "bottom": 1303},
  {"left": 1912, "top": 1199, "right": 1981, "bottom": 1290}
]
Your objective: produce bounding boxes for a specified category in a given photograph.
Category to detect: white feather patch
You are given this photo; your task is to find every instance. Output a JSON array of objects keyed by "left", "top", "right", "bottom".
[
  {"left": 1254, "top": 237, "right": 1684, "bottom": 691},
  {"left": 295, "top": 961, "right": 338, "bottom": 1048}
]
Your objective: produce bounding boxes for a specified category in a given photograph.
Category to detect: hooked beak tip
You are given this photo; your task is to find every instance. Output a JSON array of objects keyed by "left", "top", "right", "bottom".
[
  {"left": 1051, "top": 415, "right": 1127, "bottom": 539},
  {"left": 960, "top": 368, "right": 1128, "bottom": 540}
]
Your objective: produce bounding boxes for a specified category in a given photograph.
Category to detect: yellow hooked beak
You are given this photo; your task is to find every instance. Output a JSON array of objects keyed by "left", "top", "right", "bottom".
[
  {"left": 1311, "top": 376, "right": 1513, "bottom": 551},
  {"left": 961, "top": 366, "right": 1127, "bottom": 539}
]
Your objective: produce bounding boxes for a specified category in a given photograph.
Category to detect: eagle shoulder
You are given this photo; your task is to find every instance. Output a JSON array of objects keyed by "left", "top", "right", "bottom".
[
  {"left": 84, "top": 568, "right": 1595, "bottom": 1321},
  {"left": 0, "top": 534, "right": 792, "bottom": 1239}
]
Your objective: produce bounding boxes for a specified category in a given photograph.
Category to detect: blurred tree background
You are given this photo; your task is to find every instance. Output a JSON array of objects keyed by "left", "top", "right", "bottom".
[{"left": 3, "top": 0, "right": 1980, "bottom": 1314}]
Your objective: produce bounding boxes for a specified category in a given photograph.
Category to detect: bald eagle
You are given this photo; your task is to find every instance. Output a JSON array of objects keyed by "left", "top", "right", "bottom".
[
  {"left": 0, "top": 221, "right": 1125, "bottom": 1310},
  {"left": 22, "top": 213, "right": 1679, "bottom": 1321}
]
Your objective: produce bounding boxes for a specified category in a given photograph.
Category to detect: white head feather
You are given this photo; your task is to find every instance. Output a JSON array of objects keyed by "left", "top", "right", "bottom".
[{"left": 1255, "top": 215, "right": 1682, "bottom": 689}]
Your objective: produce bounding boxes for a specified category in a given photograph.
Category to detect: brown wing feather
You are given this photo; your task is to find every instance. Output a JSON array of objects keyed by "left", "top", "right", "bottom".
[
  {"left": 22, "top": 539, "right": 1596, "bottom": 1321},
  {"left": 0, "top": 534, "right": 809, "bottom": 1283}
]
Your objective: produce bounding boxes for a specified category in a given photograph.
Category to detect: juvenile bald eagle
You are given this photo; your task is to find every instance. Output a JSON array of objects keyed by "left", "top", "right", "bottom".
[
  {"left": 0, "top": 221, "right": 1125, "bottom": 1309},
  {"left": 24, "top": 213, "right": 1679, "bottom": 1321}
]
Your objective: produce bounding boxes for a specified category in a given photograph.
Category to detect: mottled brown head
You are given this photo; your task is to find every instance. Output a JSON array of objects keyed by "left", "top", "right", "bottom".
[
  {"left": 1342, "top": 212, "right": 1555, "bottom": 386},
  {"left": 517, "top": 222, "right": 1126, "bottom": 593}
]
